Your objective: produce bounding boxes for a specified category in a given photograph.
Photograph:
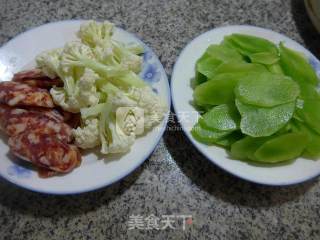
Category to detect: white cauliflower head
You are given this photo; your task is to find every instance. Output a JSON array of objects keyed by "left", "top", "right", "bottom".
[
  {"left": 73, "top": 118, "right": 100, "bottom": 149},
  {"left": 36, "top": 48, "right": 63, "bottom": 78},
  {"left": 77, "top": 20, "right": 114, "bottom": 48},
  {"left": 50, "top": 69, "right": 99, "bottom": 113},
  {"left": 127, "top": 87, "right": 167, "bottom": 130}
]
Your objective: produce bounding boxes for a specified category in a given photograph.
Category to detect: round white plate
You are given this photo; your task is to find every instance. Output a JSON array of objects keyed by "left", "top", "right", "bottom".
[
  {"left": 0, "top": 20, "right": 170, "bottom": 194},
  {"left": 171, "top": 25, "right": 320, "bottom": 186}
]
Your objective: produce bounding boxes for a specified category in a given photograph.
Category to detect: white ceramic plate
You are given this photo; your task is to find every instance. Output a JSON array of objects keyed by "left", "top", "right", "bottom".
[
  {"left": 171, "top": 25, "right": 320, "bottom": 186},
  {"left": 0, "top": 20, "right": 170, "bottom": 194}
]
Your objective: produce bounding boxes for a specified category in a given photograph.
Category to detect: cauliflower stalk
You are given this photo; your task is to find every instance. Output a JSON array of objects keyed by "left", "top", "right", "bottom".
[
  {"left": 99, "top": 104, "right": 136, "bottom": 154},
  {"left": 35, "top": 20, "right": 167, "bottom": 155}
]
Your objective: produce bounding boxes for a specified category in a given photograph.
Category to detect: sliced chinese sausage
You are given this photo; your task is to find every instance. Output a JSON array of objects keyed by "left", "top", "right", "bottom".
[
  {"left": 22, "top": 107, "right": 64, "bottom": 122},
  {"left": 12, "top": 69, "right": 63, "bottom": 89},
  {"left": 12, "top": 69, "right": 46, "bottom": 80},
  {"left": 0, "top": 104, "right": 12, "bottom": 129},
  {"left": 0, "top": 105, "right": 65, "bottom": 130},
  {"left": 0, "top": 105, "right": 72, "bottom": 142},
  {"left": 8, "top": 132, "right": 81, "bottom": 174},
  {"left": 0, "top": 81, "right": 54, "bottom": 108},
  {"left": 6, "top": 114, "right": 73, "bottom": 142},
  {"left": 37, "top": 167, "right": 59, "bottom": 178},
  {"left": 13, "top": 78, "right": 63, "bottom": 89}
]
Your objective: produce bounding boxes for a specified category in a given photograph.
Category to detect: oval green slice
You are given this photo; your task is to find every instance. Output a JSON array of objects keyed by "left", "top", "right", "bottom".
[
  {"left": 235, "top": 99, "right": 295, "bottom": 137},
  {"left": 254, "top": 132, "right": 308, "bottom": 163},
  {"left": 199, "top": 104, "right": 240, "bottom": 131},
  {"left": 231, "top": 136, "right": 270, "bottom": 160},
  {"left": 235, "top": 72, "right": 300, "bottom": 107},
  {"left": 191, "top": 122, "right": 231, "bottom": 144}
]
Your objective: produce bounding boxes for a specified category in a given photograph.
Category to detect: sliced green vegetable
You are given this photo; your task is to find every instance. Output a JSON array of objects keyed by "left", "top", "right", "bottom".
[
  {"left": 191, "top": 122, "right": 231, "bottom": 144},
  {"left": 235, "top": 99, "right": 295, "bottom": 137},
  {"left": 223, "top": 34, "right": 278, "bottom": 56},
  {"left": 279, "top": 42, "right": 318, "bottom": 86},
  {"left": 254, "top": 132, "right": 308, "bottom": 163},
  {"left": 299, "top": 83, "right": 320, "bottom": 100},
  {"left": 197, "top": 57, "right": 222, "bottom": 79},
  {"left": 204, "top": 44, "right": 243, "bottom": 62},
  {"left": 230, "top": 136, "right": 269, "bottom": 160},
  {"left": 195, "top": 44, "right": 244, "bottom": 79},
  {"left": 235, "top": 72, "right": 300, "bottom": 107},
  {"left": 296, "top": 99, "right": 320, "bottom": 135},
  {"left": 199, "top": 104, "right": 240, "bottom": 131},
  {"left": 266, "top": 63, "right": 284, "bottom": 75},
  {"left": 291, "top": 119, "right": 320, "bottom": 159},
  {"left": 215, "top": 131, "right": 243, "bottom": 147},
  {"left": 193, "top": 71, "right": 207, "bottom": 86},
  {"left": 249, "top": 52, "right": 280, "bottom": 65},
  {"left": 193, "top": 73, "right": 245, "bottom": 106},
  {"left": 214, "top": 62, "right": 268, "bottom": 75}
]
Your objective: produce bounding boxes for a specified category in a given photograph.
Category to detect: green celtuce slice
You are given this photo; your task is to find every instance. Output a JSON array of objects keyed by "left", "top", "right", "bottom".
[
  {"left": 249, "top": 52, "right": 280, "bottom": 65},
  {"left": 215, "top": 131, "right": 243, "bottom": 147},
  {"left": 254, "top": 132, "right": 308, "bottom": 163},
  {"left": 193, "top": 73, "right": 246, "bottom": 106},
  {"left": 296, "top": 99, "right": 320, "bottom": 135},
  {"left": 235, "top": 72, "right": 300, "bottom": 107},
  {"left": 196, "top": 44, "right": 243, "bottom": 79},
  {"left": 279, "top": 42, "right": 319, "bottom": 86},
  {"left": 299, "top": 83, "right": 320, "bottom": 100},
  {"left": 197, "top": 57, "right": 222, "bottom": 79},
  {"left": 204, "top": 44, "right": 243, "bottom": 61},
  {"left": 291, "top": 119, "right": 320, "bottom": 159},
  {"left": 193, "top": 71, "right": 207, "bottom": 86},
  {"left": 235, "top": 99, "right": 295, "bottom": 137},
  {"left": 230, "top": 136, "right": 270, "bottom": 160},
  {"left": 199, "top": 104, "right": 240, "bottom": 131},
  {"left": 213, "top": 62, "right": 268, "bottom": 75},
  {"left": 266, "top": 62, "right": 284, "bottom": 75},
  {"left": 191, "top": 122, "right": 231, "bottom": 144},
  {"left": 223, "top": 34, "right": 278, "bottom": 56}
]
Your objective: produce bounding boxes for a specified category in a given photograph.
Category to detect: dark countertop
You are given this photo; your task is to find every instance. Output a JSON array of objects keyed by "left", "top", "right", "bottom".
[{"left": 1, "top": 0, "right": 320, "bottom": 239}]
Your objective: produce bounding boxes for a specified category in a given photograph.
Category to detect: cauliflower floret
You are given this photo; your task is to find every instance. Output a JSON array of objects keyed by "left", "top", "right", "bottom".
[
  {"left": 127, "top": 87, "right": 167, "bottom": 130},
  {"left": 77, "top": 68, "right": 100, "bottom": 106},
  {"left": 77, "top": 20, "right": 114, "bottom": 48},
  {"left": 112, "top": 40, "right": 143, "bottom": 73},
  {"left": 50, "top": 87, "right": 79, "bottom": 113},
  {"left": 50, "top": 69, "right": 99, "bottom": 113},
  {"left": 73, "top": 118, "right": 100, "bottom": 149},
  {"left": 36, "top": 48, "right": 63, "bottom": 78}
]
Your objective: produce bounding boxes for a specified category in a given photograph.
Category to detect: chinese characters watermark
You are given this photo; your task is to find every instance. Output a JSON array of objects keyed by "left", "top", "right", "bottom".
[{"left": 128, "top": 214, "right": 193, "bottom": 230}]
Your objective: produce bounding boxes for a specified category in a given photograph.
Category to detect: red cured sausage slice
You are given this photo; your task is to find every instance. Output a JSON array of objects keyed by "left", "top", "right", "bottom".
[
  {"left": 0, "top": 105, "right": 72, "bottom": 142},
  {"left": 12, "top": 69, "right": 63, "bottom": 88},
  {"left": 20, "top": 107, "right": 64, "bottom": 123},
  {"left": 0, "top": 106, "right": 72, "bottom": 145},
  {"left": 6, "top": 115, "right": 73, "bottom": 142},
  {"left": 12, "top": 69, "right": 46, "bottom": 80},
  {"left": 13, "top": 78, "right": 63, "bottom": 89},
  {"left": 0, "top": 104, "right": 63, "bottom": 122},
  {"left": 0, "top": 81, "right": 54, "bottom": 108},
  {"left": 8, "top": 132, "right": 81, "bottom": 173},
  {"left": 37, "top": 167, "right": 59, "bottom": 178}
]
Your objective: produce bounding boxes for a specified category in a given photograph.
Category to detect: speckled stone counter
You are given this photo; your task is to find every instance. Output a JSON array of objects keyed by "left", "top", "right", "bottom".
[{"left": 1, "top": 0, "right": 320, "bottom": 239}]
